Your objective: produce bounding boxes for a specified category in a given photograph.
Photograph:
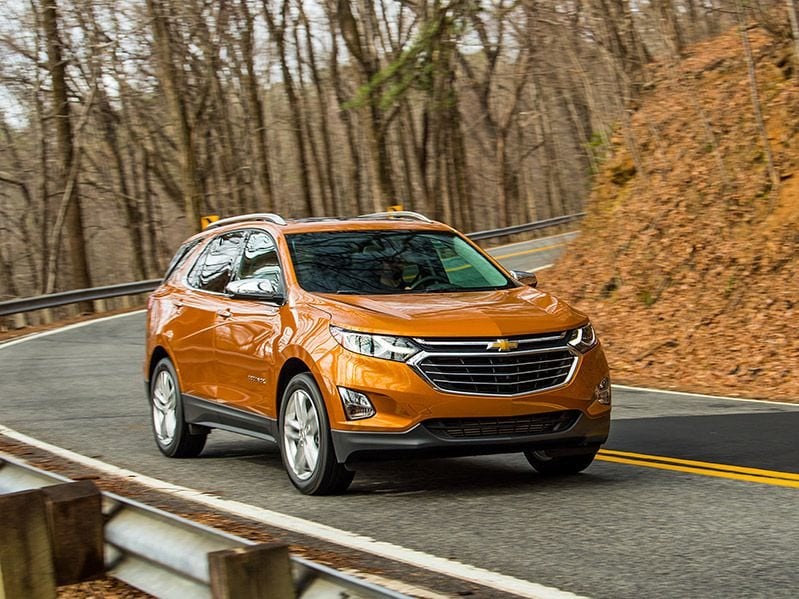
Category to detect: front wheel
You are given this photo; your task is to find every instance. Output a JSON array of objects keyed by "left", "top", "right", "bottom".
[
  {"left": 279, "top": 373, "right": 354, "bottom": 495},
  {"left": 524, "top": 448, "right": 597, "bottom": 475},
  {"left": 149, "top": 357, "right": 207, "bottom": 458}
]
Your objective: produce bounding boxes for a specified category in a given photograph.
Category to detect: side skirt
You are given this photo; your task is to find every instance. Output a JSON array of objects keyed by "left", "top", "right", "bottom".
[{"left": 182, "top": 394, "right": 278, "bottom": 444}]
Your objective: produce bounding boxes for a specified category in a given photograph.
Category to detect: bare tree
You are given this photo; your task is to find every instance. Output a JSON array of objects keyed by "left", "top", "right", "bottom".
[
  {"left": 41, "top": 0, "right": 93, "bottom": 297},
  {"left": 146, "top": 0, "right": 204, "bottom": 235}
]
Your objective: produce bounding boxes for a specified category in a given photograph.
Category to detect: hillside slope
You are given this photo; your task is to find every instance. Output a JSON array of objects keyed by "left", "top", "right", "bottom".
[{"left": 542, "top": 25, "right": 799, "bottom": 402}]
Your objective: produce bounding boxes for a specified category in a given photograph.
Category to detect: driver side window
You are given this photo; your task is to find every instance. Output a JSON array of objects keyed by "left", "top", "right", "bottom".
[{"left": 235, "top": 231, "right": 283, "bottom": 292}]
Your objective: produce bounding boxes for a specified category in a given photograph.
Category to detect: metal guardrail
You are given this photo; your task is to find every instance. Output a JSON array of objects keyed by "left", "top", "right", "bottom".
[
  {"left": 0, "top": 213, "right": 584, "bottom": 317},
  {"left": 0, "top": 454, "right": 407, "bottom": 599},
  {"left": 467, "top": 212, "right": 585, "bottom": 241},
  {"left": 0, "top": 279, "right": 161, "bottom": 317}
]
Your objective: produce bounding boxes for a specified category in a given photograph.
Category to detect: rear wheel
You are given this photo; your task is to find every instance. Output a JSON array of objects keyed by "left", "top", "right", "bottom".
[
  {"left": 279, "top": 373, "right": 354, "bottom": 495},
  {"left": 524, "top": 448, "right": 597, "bottom": 475},
  {"left": 150, "top": 358, "right": 207, "bottom": 458}
]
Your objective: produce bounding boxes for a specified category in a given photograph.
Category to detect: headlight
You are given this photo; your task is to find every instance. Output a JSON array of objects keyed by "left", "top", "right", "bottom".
[
  {"left": 568, "top": 323, "right": 598, "bottom": 354},
  {"left": 330, "top": 326, "right": 420, "bottom": 362}
]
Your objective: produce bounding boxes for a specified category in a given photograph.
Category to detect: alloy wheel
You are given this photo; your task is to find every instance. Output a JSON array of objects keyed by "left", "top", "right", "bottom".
[
  {"left": 152, "top": 369, "right": 178, "bottom": 446},
  {"left": 282, "top": 389, "right": 321, "bottom": 480}
]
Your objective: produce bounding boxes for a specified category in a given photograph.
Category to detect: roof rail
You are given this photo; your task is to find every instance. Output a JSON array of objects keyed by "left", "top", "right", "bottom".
[
  {"left": 355, "top": 211, "right": 433, "bottom": 223},
  {"left": 205, "top": 213, "right": 287, "bottom": 229}
]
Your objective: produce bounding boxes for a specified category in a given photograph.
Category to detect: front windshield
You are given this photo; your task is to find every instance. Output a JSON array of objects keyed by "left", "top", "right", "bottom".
[{"left": 286, "top": 230, "right": 514, "bottom": 294}]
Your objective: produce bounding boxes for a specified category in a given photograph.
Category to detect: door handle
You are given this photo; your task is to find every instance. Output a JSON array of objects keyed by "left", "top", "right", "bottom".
[
  {"left": 173, "top": 300, "right": 185, "bottom": 309},
  {"left": 217, "top": 309, "right": 232, "bottom": 319}
]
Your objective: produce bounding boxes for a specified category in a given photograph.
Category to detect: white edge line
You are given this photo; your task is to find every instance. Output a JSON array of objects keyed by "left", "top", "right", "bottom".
[
  {"left": 612, "top": 384, "right": 799, "bottom": 408},
  {"left": 0, "top": 425, "right": 584, "bottom": 599},
  {"left": 0, "top": 310, "right": 146, "bottom": 349}
]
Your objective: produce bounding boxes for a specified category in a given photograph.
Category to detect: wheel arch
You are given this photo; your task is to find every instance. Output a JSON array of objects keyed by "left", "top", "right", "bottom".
[
  {"left": 275, "top": 357, "right": 312, "bottom": 417},
  {"left": 147, "top": 346, "right": 173, "bottom": 387}
]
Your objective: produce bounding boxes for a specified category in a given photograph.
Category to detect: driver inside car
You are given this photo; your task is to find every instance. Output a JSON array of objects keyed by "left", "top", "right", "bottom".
[{"left": 378, "top": 256, "right": 407, "bottom": 289}]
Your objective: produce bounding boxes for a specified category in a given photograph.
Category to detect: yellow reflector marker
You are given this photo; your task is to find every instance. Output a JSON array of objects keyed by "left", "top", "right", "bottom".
[{"left": 201, "top": 215, "right": 220, "bottom": 229}]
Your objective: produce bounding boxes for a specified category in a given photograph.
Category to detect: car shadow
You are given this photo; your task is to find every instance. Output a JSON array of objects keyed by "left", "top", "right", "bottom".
[
  {"left": 194, "top": 433, "right": 624, "bottom": 496},
  {"left": 347, "top": 455, "right": 620, "bottom": 496}
]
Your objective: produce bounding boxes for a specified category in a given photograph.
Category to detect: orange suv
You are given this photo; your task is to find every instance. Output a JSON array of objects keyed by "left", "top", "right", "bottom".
[{"left": 145, "top": 212, "right": 611, "bottom": 494}]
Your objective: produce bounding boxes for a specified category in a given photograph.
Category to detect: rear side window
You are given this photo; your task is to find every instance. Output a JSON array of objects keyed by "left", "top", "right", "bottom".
[
  {"left": 163, "top": 239, "right": 201, "bottom": 281},
  {"left": 187, "top": 231, "right": 246, "bottom": 293}
]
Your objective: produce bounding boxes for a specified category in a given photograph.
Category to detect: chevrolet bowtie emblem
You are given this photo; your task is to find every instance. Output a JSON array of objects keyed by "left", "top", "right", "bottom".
[{"left": 487, "top": 339, "right": 518, "bottom": 351}]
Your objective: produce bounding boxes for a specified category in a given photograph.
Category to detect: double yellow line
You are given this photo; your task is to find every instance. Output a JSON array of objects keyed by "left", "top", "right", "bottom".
[
  {"left": 597, "top": 449, "right": 799, "bottom": 489},
  {"left": 491, "top": 242, "right": 565, "bottom": 261}
]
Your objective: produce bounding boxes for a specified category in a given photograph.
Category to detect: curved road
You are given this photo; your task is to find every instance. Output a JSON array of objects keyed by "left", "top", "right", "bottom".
[{"left": 1, "top": 235, "right": 797, "bottom": 598}]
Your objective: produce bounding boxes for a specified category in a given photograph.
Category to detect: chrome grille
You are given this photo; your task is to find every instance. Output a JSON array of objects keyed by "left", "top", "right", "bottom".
[
  {"left": 424, "top": 410, "right": 580, "bottom": 439},
  {"left": 409, "top": 333, "right": 577, "bottom": 396}
]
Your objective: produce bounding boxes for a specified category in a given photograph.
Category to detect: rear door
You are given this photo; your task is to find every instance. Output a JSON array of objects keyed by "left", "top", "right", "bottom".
[{"left": 171, "top": 231, "right": 246, "bottom": 401}]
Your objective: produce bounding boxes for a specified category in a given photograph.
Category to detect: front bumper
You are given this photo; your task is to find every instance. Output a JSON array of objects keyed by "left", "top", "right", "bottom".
[
  {"left": 331, "top": 410, "right": 610, "bottom": 464},
  {"left": 319, "top": 340, "right": 612, "bottom": 433}
]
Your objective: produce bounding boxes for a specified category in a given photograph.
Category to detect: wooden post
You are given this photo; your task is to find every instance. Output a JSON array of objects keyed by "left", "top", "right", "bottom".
[
  {"left": 208, "top": 543, "right": 296, "bottom": 599},
  {"left": 40, "top": 481, "right": 105, "bottom": 585},
  {"left": 0, "top": 489, "right": 57, "bottom": 599},
  {"left": 11, "top": 313, "right": 27, "bottom": 330},
  {"left": 92, "top": 299, "right": 107, "bottom": 313}
]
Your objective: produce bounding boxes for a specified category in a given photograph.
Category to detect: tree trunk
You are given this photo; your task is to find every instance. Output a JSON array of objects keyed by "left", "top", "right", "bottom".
[
  {"left": 239, "top": 0, "right": 274, "bottom": 212},
  {"left": 42, "top": 0, "right": 93, "bottom": 300},
  {"left": 788, "top": 0, "right": 799, "bottom": 78},
  {"left": 146, "top": 0, "right": 203, "bottom": 236},
  {"left": 262, "top": 0, "right": 314, "bottom": 217},
  {"left": 737, "top": 9, "right": 780, "bottom": 193}
]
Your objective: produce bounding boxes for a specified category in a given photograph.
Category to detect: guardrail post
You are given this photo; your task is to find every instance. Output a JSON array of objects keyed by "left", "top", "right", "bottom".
[
  {"left": 209, "top": 543, "right": 296, "bottom": 599},
  {"left": 0, "top": 489, "right": 57, "bottom": 599},
  {"left": 12, "top": 313, "right": 27, "bottom": 329},
  {"left": 40, "top": 481, "right": 105, "bottom": 586}
]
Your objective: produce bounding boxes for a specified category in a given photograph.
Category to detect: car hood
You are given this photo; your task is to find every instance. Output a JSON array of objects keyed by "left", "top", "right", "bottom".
[{"left": 307, "top": 287, "right": 587, "bottom": 338}]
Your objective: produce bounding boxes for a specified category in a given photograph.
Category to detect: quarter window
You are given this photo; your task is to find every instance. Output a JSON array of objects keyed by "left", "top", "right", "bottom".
[
  {"left": 163, "top": 239, "right": 201, "bottom": 281},
  {"left": 188, "top": 231, "right": 246, "bottom": 293}
]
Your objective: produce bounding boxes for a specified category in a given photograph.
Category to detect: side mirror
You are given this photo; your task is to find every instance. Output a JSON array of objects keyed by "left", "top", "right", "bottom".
[
  {"left": 226, "top": 278, "right": 284, "bottom": 303},
  {"left": 512, "top": 270, "right": 538, "bottom": 288}
]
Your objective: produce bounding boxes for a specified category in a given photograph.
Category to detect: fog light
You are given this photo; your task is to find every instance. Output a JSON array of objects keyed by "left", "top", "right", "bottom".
[
  {"left": 594, "top": 377, "right": 611, "bottom": 405},
  {"left": 338, "top": 387, "right": 376, "bottom": 420}
]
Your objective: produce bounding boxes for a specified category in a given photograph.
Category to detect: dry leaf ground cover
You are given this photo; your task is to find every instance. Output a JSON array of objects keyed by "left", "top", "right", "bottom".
[{"left": 542, "top": 25, "right": 799, "bottom": 403}]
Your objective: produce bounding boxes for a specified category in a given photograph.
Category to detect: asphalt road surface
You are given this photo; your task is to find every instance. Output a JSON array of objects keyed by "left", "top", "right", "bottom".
[{"left": 1, "top": 235, "right": 797, "bottom": 599}]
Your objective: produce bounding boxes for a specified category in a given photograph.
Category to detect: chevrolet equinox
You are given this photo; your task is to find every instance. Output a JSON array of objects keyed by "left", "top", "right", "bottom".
[{"left": 144, "top": 212, "right": 611, "bottom": 494}]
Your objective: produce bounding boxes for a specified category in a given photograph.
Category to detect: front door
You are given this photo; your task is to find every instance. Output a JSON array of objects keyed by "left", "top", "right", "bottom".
[{"left": 213, "top": 231, "right": 284, "bottom": 419}]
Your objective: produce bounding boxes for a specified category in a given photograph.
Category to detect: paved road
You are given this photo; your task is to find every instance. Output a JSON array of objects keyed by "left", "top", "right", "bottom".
[
  {"left": 1, "top": 236, "right": 797, "bottom": 599},
  {"left": 486, "top": 232, "right": 578, "bottom": 272}
]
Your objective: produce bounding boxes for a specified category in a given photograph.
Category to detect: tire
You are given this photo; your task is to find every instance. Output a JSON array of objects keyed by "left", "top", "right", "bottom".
[
  {"left": 279, "top": 373, "right": 354, "bottom": 495},
  {"left": 524, "top": 448, "right": 597, "bottom": 475},
  {"left": 149, "top": 357, "right": 207, "bottom": 458}
]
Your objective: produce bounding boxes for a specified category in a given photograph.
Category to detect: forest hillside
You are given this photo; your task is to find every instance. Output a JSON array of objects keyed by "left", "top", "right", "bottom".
[{"left": 543, "top": 24, "right": 799, "bottom": 402}]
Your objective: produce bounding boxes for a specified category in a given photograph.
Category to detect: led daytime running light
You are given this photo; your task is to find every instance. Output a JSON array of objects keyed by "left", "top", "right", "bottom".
[{"left": 568, "top": 323, "right": 598, "bottom": 354}]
